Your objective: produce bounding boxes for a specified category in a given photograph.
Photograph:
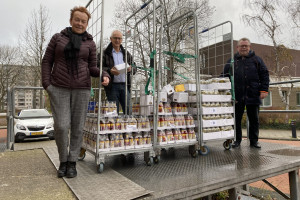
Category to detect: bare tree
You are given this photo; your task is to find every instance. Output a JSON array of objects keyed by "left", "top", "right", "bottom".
[
  {"left": 288, "top": 0, "right": 300, "bottom": 28},
  {"left": 288, "top": 0, "right": 300, "bottom": 48},
  {"left": 109, "top": 0, "right": 214, "bottom": 87},
  {"left": 19, "top": 5, "right": 52, "bottom": 108},
  {"left": 0, "top": 45, "right": 22, "bottom": 111},
  {"left": 242, "top": 0, "right": 297, "bottom": 110}
]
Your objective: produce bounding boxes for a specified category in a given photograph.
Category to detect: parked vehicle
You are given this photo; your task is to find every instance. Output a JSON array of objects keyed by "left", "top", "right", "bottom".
[{"left": 14, "top": 109, "right": 55, "bottom": 142}]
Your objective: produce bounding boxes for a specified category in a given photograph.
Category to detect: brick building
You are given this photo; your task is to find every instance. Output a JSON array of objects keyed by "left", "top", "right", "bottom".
[{"left": 199, "top": 40, "right": 300, "bottom": 110}]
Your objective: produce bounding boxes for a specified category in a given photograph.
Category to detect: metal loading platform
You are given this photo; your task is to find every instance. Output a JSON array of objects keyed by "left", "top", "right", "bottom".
[{"left": 43, "top": 140, "right": 300, "bottom": 200}]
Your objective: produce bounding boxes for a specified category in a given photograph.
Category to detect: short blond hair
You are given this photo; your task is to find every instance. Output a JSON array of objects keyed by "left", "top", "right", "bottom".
[{"left": 70, "top": 6, "right": 91, "bottom": 21}]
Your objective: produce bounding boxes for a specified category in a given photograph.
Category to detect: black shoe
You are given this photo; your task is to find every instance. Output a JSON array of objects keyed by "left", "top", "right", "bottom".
[
  {"left": 232, "top": 141, "right": 241, "bottom": 148},
  {"left": 250, "top": 142, "right": 261, "bottom": 148},
  {"left": 66, "top": 161, "right": 77, "bottom": 178},
  {"left": 57, "top": 162, "right": 67, "bottom": 178}
]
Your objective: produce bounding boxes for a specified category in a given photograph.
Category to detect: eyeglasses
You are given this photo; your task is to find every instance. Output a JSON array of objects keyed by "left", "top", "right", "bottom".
[
  {"left": 112, "top": 37, "right": 122, "bottom": 40},
  {"left": 238, "top": 45, "right": 250, "bottom": 48}
]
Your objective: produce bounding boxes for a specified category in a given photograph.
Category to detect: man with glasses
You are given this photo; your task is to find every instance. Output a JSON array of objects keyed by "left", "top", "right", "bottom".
[
  {"left": 101, "top": 30, "right": 136, "bottom": 114},
  {"left": 222, "top": 38, "right": 269, "bottom": 149}
]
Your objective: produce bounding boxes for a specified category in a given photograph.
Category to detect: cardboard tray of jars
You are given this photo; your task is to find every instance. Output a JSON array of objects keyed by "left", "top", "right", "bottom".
[
  {"left": 82, "top": 130, "right": 153, "bottom": 154},
  {"left": 85, "top": 114, "right": 152, "bottom": 134}
]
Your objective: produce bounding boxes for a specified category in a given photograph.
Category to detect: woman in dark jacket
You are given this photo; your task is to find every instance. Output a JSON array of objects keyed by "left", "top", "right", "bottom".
[
  {"left": 42, "top": 6, "right": 110, "bottom": 178},
  {"left": 222, "top": 38, "right": 269, "bottom": 149}
]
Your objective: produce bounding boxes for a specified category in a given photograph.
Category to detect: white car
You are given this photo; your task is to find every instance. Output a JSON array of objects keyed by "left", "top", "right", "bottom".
[{"left": 14, "top": 109, "right": 55, "bottom": 142}]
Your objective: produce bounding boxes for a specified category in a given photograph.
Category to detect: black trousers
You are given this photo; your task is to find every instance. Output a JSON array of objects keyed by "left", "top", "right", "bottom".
[
  {"left": 106, "top": 83, "right": 130, "bottom": 114},
  {"left": 235, "top": 102, "right": 260, "bottom": 144}
]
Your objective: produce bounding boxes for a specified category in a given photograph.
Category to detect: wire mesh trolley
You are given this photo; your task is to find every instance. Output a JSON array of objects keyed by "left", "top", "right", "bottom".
[
  {"left": 150, "top": 8, "right": 201, "bottom": 160},
  {"left": 197, "top": 21, "right": 235, "bottom": 154},
  {"left": 79, "top": 0, "right": 160, "bottom": 173}
]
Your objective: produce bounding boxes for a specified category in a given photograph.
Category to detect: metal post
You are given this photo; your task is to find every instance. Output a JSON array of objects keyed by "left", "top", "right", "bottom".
[
  {"left": 291, "top": 120, "right": 297, "bottom": 138},
  {"left": 228, "top": 188, "right": 238, "bottom": 200},
  {"left": 289, "top": 170, "right": 299, "bottom": 200}
]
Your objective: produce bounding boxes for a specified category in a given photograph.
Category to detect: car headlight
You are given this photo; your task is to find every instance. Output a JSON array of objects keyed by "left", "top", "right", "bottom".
[
  {"left": 16, "top": 124, "right": 26, "bottom": 130},
  {"left": 46, "top": 123, "right": 54, "bottom": 129}
]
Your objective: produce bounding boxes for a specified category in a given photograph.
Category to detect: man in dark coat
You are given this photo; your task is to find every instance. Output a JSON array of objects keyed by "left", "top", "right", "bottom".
[
  {"left": 102, "top": 30, "right": 136, "bottom": 114},
  {"left": 222, "top": 37, "right": 269, "bottom": 148}
]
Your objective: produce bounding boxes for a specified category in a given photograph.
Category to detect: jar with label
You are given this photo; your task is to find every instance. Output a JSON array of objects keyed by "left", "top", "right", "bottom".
[
  {"left": 166, "top": 129, "right": 174, "bottom": 142},
  {"left": 164, "top": 103, "right": 172, "bottom": 114},
  {"left": 157, "top": 130, "right": 163, "bottom": 143},
  {"left": 134, "top": 133, "right": 140, "bottom": 146},
  {"left": 169, "top": 115, "right": 175, "bottom": 127},
  {"left": 173, "top": 129, "right": 179, "bottom": 141},
  {"left": 119, "top": 133, "right": 124, "bottom": 148},
  {"left": 120, "top": 117, "right": 125, "bottom": 130},
  {"left": 188, "top": 128, "right": 196, "bottom": 139},
  {"left": 109, "top": 134, "right": 115, "bottom": 149},
  {"left": 158, "top": 102, "right": 164, "bottom": 113},
  {"left": 137, "top": 116, "right": 143, "bottom": 129},
  {"left": 148, "top": 116, "right": 154, "bottom": 128},
  {"left": 104, "top": 135, "right": 109, "bottom": 149},
  {"left": 181, "top": 129, "right": 187, "bottom": 140},
  {"left": 145, "top": 117, "right": 150, "bottom": 129},
  {"left": 161, "top": 130, "right": 167, "bottom": 142},
  {"left": 190, "top": 115, "right": 195, "bottom": 126},
  {"left": 147, "top": 134, "right": 151, "bottom": 145},
  {"left": 115, "top": 116, "right": 122, "bottom": 130},
  {"left": 114, "top": 134, "right": 120, "bottom": 148},
  {"left": 103, "top": 118, "right": 109, "bottom": 131},
  {"left": 182, "top": 103, "right": 188, "bottom": 112},
  {"left": 142, "top": 132, "right": 147, "bottom": 145},
  {"left": 129, "top": 133, "right": 134, "bottom": 147},
  {"left": 130, "top": 116, "right": 137, "bottom": 129},
  {"left": 181, "top": 115, "right": 185, "bottom": 126},
  {"left": 176, "top": 103, "right": 182, "bottom": 113},
  {"left": 124, "top": 133, "right": 130, "bottom": 147},
  {"left": 103, "top": 101, "right": 108, "bottom": 115},
  {"left": 99, "top": 135, "right": 105, "bottom": 149},
  {"left": 108, "top": 117, "right": 115, "bottom": 131},
  {"left": 159, "top": 116, "right": 165, "bottom": 127}
]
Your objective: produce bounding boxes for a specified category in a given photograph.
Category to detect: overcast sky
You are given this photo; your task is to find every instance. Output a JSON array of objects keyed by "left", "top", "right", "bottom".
[{"left": 0, "top": 0, "right": 291, "bottom": 48}]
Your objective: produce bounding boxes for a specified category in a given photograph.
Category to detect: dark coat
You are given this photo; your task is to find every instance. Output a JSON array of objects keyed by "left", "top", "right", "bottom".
[
  {"left": 222, "top": 50, "right": 269, "bottom": 105},
  {"left": 101, "top": 42, "right": 136, "bottom": 91},
  {"left": 42, "top": 27, "right": 109, "bottom": 90}
]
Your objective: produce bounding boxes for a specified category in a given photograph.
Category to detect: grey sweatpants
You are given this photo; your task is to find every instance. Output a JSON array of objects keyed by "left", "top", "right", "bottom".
[{"left": 47, "top": 85, "right": 90, "bottom": 162}]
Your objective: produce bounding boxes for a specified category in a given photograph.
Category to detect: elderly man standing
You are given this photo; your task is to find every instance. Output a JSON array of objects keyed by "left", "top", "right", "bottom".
[
  {"left": 102, "top": 30, "right": 136, "bottom": 114},
  {"left": 222, "top": 38, "right": 269, "bottom": 149}
]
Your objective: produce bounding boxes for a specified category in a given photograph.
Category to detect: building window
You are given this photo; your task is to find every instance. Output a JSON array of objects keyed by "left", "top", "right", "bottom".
[
  {"left": 261, "top": 92, "right": 272, "bottom": 107},
  {"left": 297, "top": 92, "right": 300, "bottom": 106}
]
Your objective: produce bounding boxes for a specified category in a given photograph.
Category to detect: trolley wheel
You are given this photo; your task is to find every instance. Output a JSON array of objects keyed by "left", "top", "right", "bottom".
[
  {"left": 146, "top": 156, "right": 154, "bottom": 166},
  {"left": 78, "top": 148, "right": 86, "bottom": 161},
  {"left": 127, "top": 153, "right": 135, "bottom": 164},
  {"left": 120, "top": 154, "right": 127, "bottom": 165},
  {"left": 223, "top": 140, "right": 232, "bottom": 150},
  {"left": 190, "top": 151, "right": 198, "bottom": 158},
  {"left": 189, "top": 145, "right": 197, "bottom": 158},
  {"left": 97, "top": 163, "right": 104, "bottom": 173},
  {"left": 198, "top": 145, "right": 209, "bottom": 155},
  {"left": 154, "top": 155, "right": 160, "bottom": 164}
]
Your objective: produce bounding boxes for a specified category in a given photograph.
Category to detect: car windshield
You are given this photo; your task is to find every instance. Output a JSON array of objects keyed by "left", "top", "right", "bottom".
[{"left": 19, "top": 109, "right": 51, "bottom": 118}]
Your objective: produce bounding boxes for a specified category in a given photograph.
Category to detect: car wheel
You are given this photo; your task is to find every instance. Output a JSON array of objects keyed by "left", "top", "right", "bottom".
[
  {"left": 15, "top": 133, "right": 26, "bottom": 143},
  {"left": 47, "top": 131, "right": 55, "bottom": 140}
]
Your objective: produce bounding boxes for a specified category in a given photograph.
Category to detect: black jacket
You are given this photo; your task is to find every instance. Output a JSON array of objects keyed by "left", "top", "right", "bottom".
[
  {"left": 222, "top": 50, "right": 269, "bottom": 105},
  {"left": 100, "top": 42, "right": 136, "bottom": 91}
]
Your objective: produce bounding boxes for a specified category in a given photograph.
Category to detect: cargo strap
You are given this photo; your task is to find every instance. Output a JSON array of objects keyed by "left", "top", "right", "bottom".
[{"left": 163, "top": 51, "right": 197, "bottom": 63}]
